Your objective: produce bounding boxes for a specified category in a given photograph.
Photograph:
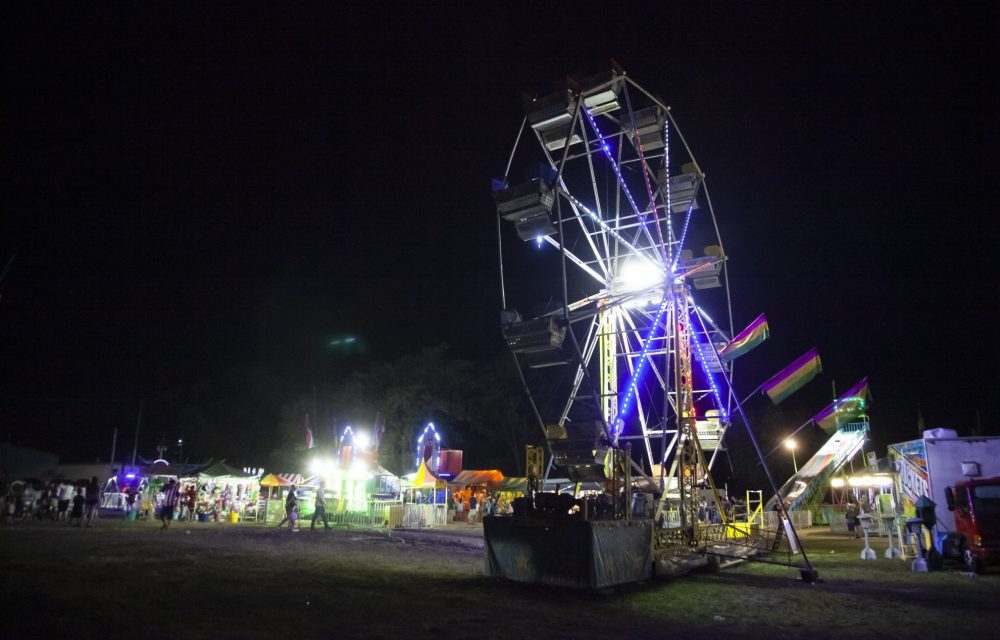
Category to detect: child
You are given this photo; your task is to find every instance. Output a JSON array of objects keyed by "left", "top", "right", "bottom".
[{"left": 69, "top": 488, "right": 85, "bottom": 527}]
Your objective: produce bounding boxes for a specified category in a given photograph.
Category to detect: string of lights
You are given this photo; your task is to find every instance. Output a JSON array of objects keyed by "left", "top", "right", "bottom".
[
  {"left": 583, "top": 108, "right": 650, "bottom": 227},
  {"left": 689, "top": 305, "right": 728, "bottom": 419},
  {"left": 614, "top": 292, "right": 671, "bottom": 438}
]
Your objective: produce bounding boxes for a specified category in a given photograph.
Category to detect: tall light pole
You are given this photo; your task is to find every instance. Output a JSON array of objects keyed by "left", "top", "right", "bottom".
[{"left": 785, "top": 438, "right": 798, "bottom": 474}]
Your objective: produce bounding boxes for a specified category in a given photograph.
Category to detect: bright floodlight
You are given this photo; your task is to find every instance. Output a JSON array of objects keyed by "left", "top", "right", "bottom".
[
  {"left": 617, "top": 258, "right": 662, "bottom": 294},
  {"left": 309, "top": 457, "right": 334, "bottom": 476},
  {"left": 784, "top": 439, "right": 797, "bottom": 451},
  {"left": 352, "top": 460, "right": 369, "bottom": 475},
  {"left": 354, "top": 431, "right": 371, "bottom": 450}
]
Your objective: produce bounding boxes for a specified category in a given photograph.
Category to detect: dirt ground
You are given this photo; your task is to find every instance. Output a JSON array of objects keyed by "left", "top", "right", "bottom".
[{"left": 2, "top": 518, "right": 998, "bottom": 639}]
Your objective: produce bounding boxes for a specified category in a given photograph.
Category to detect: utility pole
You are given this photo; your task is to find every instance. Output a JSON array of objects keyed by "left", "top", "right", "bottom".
[
  {"left": 109, "top": 428, "right": 118, "bottom": 472},
  {"left": 130, "top": 401, "right": 144, "bottom": 467}
]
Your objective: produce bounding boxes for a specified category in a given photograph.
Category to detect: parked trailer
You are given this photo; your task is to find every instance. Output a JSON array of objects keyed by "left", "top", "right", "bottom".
[{"left": 889, "top": 429, "right": 1000, "bottom": 563}]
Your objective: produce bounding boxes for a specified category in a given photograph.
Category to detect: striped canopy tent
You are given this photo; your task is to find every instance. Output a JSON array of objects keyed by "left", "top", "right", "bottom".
[
  {"left": 402, "top": 460, "right": 446, "bottom": 489},
  {"left": 448, "top": 469, "right": 504, "bottom": 490},
  {"left": 260, "top": 472, "right": 307, "bottom": 487},
  {"left": 259, "top": 473, "right": 290, "bottom": 487}
]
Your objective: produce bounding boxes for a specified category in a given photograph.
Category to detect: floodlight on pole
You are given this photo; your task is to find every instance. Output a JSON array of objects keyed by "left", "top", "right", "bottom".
[{"left": 784, "top": 438, "right": 798, "bottom": 474}]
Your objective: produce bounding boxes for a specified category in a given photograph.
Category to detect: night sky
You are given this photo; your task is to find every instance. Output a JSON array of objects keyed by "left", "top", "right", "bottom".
[{"left": 2, "top": 4, "right": 997, "bottom": 465}]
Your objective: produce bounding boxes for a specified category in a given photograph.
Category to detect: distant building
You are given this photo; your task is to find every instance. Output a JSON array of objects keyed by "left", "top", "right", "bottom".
[{"left": 0, "top": 443, "right": 60, "bottom": 479}]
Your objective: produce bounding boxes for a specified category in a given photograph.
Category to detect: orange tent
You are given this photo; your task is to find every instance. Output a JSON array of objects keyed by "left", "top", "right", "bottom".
[{"left": 448, "top": 469, "right": 504, "bottom": 490}]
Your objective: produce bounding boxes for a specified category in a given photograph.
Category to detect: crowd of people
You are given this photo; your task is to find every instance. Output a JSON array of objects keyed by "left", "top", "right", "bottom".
[
  {"left": 1, "top": 473, "right": 259, "bottom": 530},
  {"left": 1, "top": 475, "right": 102, "bottom": 527},
  {"left": 5, "top": 471, "right": 524, "bottom": 531},
  {"left": 452, "top": 489, "right": 511, "bottom": 523},
  {"left": 119, "top": 479, "right": 257, "bottom": 524}
]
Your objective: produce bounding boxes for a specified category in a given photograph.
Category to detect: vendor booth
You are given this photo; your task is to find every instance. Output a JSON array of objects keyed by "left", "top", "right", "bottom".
[
  {"left": 448, "top": 469, "right": 504, "bottom": 522},
  {"left": 400, "top": 460, "right": 447, "bottom": 527},
  {"left": 185, "top": 461, "right": 258, "bottom": 522},
  {"left": 258, "top": 473, "right": 300, "bottom": 524}
]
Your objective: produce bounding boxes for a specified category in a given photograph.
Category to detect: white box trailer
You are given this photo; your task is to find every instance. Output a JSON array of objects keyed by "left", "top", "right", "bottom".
[{"left": 889, "top": 429, "right": 1000, "bottom": 537}]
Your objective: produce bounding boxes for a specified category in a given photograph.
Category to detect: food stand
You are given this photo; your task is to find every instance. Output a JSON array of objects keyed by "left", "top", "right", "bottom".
[
  {"left": 400, "top": 460, "right": 447, "bottom": 527},
  {"left": 187, "top": 461, "right": 257, "bottom": 522},
  {"left": 448, "top": 469, "right": 504, "bottom": 522},
  {"left": 258, "top": 473, "right": 300, "bottom": 524}
]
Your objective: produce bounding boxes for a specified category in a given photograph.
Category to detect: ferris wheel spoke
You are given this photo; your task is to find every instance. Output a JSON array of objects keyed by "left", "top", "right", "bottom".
[
  {"left": 558, "top": 314, "right": 601, "bottom": 426},
  {"left": 540, "top": 236, "right": 605, "bottom": 286},
  {"left": 618, "top": 307, "right": 667, "bottom": 390},
  {"left": 558, "top": 197, "right": 611, "bottom": 280}
]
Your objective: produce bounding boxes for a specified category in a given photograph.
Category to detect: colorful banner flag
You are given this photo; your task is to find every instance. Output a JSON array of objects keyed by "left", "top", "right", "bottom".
[
  {"left": 305, "top": 413, "right": 315, "bottom": 449},
  {"left": 719, "top": 313, "right": 769, "bottom": 361},
  {"left": 763, "top": 348, "right": 823, "bottom": 404},
  {"left": 812, "top": 377, "right": 871, "bottom": 433}
]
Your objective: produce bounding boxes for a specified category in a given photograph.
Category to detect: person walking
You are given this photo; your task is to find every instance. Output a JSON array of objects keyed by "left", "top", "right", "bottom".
[
  {"left": 69, "top": 487, "right": 85, "bottom": 526},
  {"left": 455, "top": 494, "right": 464, "bottom": 523},
  {"left": 124, "top": 486, "right": 137, "bottom": 519},
  {"left": 845, "top": 495, "right": 860, "bottom": 539},
  {"left": 285, "top": 484, "right": 300, "bottom": 532},
  {"left": 83, "top": 476, "right": 101, "bottom": 527},
  {"left": 468, "top": 493, "right": 478, "bottom": 524},
  {"left": 160, "top": 479, "right": 180, "bottom": 530},
  {"left": 57, "top": 482, "right": 72, "bottom": 522},
  {"left": 311, "top": 481, "right": 330, "bottom": 531},
  {"left": 186, "top": 484, "right": 198, "bottom": 522}
]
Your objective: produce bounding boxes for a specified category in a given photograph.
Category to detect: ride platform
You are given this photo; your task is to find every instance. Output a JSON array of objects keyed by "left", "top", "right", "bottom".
[{"left": 484, "top": 515, "right": 652, "bottom": 589}]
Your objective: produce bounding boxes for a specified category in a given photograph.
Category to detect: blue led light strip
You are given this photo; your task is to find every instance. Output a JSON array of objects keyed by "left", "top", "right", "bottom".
[
  {"left": 584, "top": 109, "right": 648, "bottom": 225},
  {"left": 670, "top": 202, "right": 697, "bottom": 272},
  {"left": 689, "top": 306, "right": 728, "bottom": 419},
  {"left": 562, "top": 193, "right": 661, "bottom": 272},
  {"left": 614, "top": 293, "right": 671, "bottom": 438}
]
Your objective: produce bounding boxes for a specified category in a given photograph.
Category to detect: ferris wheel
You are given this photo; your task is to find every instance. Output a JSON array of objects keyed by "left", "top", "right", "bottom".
[{"left": 494, "top": 69, "right": 738, "bottom": 500}]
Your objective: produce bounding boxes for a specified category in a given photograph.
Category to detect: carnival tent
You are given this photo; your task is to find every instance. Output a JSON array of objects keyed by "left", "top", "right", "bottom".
[
  {"left": 259, "top": 473, "right": 290, "bottom": 487},
  {"left": 497, "top": 477, "right": 526, "bottom": 493},
  {"left": 448, "top": 469, "right": 504, "bottom": 490},
  {"left": 403, "top": 460, "right": 446, "bottom": 489},
  {"left": 196, "top": 460, "right": 255, "bottom": 484}
]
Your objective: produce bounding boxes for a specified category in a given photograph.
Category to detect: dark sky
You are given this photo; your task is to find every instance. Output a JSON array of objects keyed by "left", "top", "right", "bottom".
[{"left": 2, "top": 4, "right": 998, "bottom": 462}]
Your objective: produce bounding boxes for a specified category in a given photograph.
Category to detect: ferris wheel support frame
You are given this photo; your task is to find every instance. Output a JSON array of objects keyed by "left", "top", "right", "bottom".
[{"left": 490, "top": 71, "right": 818, "bottom": 585}]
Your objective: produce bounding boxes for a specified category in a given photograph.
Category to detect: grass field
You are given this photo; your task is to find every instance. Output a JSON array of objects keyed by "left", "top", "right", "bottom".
[{"left": 2, "top": 518, "right": 998, "bottom": 639}]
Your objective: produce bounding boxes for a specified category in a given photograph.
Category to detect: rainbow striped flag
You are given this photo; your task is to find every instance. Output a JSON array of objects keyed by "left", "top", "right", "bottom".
[
  {"left": 762, "top": 349, "right": 822, "bottom": 404},
  {"left": 718, "top": 314, "right": 769, "bottom": 362},
  {"left": 813, "top": 377, "right": 871, "bottom": 433}
]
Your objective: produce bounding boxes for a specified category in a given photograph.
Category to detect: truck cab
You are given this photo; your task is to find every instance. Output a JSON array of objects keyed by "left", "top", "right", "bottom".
[{"left": 945, "top": 476, "right": 1000, "bottom": 572}]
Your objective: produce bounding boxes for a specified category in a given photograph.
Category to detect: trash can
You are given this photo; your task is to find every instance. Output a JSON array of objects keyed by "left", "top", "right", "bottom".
[{"left": 229, "top": 511, "right": 239, "bottom": 523}]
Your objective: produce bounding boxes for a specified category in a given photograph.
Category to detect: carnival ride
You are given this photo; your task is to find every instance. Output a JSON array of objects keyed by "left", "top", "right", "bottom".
[{"left": 486, "top": 68, "right": 817, "bottom": 587}]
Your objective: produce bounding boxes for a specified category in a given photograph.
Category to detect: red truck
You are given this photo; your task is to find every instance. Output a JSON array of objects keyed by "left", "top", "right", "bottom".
[{"left": 944, "top": 476, "right": 1000, "bottom": 573}]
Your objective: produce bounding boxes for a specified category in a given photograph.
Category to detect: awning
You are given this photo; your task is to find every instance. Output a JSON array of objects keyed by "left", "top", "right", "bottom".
[
  {"left": 497, "top": 477, "right": 526, "bottom": 492},
  {"left": 196, "top": 460, "right": 256, "bottom": 483},
  {"left": 259, "top": 473, "right": 290, "bottom": 487},
  {"left": 402, "top": 460, "right": 446, "bottom": 489},
  {"left": 448, "top": 469, "right": 504, "bottom": 490}
]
